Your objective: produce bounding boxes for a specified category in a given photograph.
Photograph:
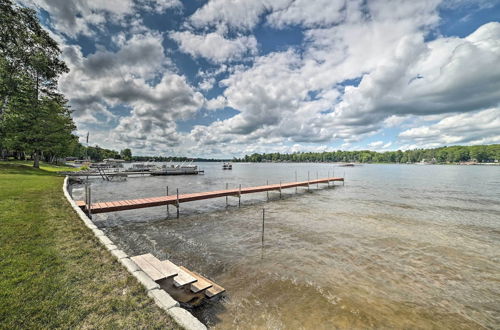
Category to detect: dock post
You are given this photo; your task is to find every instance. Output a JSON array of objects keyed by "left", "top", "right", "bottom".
[
  {"left": 166, "top": 186, "right": 169, "bottom": 218},
  {"left": 279, "top": 180, "right": 282, "bottom": 199},
  {"left": 295, "top": 171, "right": 297, "bottom": 194},
  {"left": 176, "top": 188, "right": 180, "bottom": 218},
  {"left": 308, "top": 171, "right": 310, "bottom": 191},
  {"left": 238, "top": 184, "right": 241, "bottom": 207},
  {"left": 225, "top": 183, "right": 228, "bottom": 207},
  {"left": 328, "top": 170, "right": 330, "bottom": 187},
  {"left": 343, "top": 171, "right": 345, "bottom": 186},
  {"left": 316, "top": 172, "right": 319, "bottom": 188},
  {"left": 84, "top": 183, "right": 88, "bottom": 215},
  {"left": 88, "top": 186, "right": 92, "bottom": 219},
  {"left": 266, "top": 180, "right": 269, "bottom": 201}
]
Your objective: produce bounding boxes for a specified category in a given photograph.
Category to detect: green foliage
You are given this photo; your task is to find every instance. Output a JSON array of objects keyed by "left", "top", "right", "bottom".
[
  {"left": 236, "top": 144, "right": 500, "bottom": 163},
  {"left": 120, "top": 148, "right": 132, "bottom": 161},
  {"left": 0, "top": 0, "right": 73, "bottom": 167}
]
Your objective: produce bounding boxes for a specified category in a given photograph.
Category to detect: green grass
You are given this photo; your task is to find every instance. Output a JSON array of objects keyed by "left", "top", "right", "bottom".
[
  {"left": 0, "top": 160, "right": 79, "bottom": 172},
  {"left": 0, "top": 164, "right": 180, "bottom": 329}
]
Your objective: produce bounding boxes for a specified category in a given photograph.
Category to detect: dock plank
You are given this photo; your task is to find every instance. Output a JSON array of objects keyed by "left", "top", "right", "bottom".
[
  {"left": 141, "top": 254, "right": 178, "bottom": 278},
  {"left": 179, "top": 266, "right": 213, "bottom": 293},
  {"left": 204, "top": 281, "right": 225, "bottom": 299},
  {"left": 167, "top": 262, "right": 196, "bottom": 288},
  {"left": 130, "top": 254, "right": 166, "bottom": 282}
]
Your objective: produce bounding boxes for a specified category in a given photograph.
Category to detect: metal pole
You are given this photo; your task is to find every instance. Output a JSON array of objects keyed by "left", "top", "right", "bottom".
[
  {"left": 238, "top": 184, "right": 241, "bottom": 207},
  {"left": 226, "top": 183, "right": 228, "bottom": 206},
  {"left": 166, "top": 186, "right": 169, "bottom": 217},
  {"left": 88, "top": 186, "right": 92, "bottom": 219},
  {"left": 295, "top": 170, "right": 297, "bottom": 194},
  {"left": 308, "top": 171, "right": 310, "bottom": 191},
  {"left": 176, "top": 188, "right": 179, "bottom": 218},
  {"left": 261, "top": 208, "right": 265, "bottom": 245},
  {"left": 266, "top": 180, "right": 269, "bottom": 201}
]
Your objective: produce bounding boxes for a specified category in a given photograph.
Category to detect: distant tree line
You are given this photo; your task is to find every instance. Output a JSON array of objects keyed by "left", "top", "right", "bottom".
[
  {"left": 0, "top": 0, "right": 76, "bottom": 167},
  {"left": 235, "top": 145, "right": 500, "bottom": 164},
  {"left": 67, "top": 144, "right": 226, "bottom": 162}
]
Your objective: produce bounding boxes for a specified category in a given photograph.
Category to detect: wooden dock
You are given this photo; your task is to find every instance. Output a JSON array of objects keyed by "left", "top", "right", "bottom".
[{"left": 76, "top": 177, "right": 343, "bottom": 214}]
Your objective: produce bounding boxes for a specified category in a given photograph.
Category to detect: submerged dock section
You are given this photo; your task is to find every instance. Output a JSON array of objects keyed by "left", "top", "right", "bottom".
[{"left": 76, "top": 177, "right": 344, "bottom": 215}]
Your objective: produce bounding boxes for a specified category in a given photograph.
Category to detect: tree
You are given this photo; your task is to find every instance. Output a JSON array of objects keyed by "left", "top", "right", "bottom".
[
  {"left": 120, "top": 148, "right": 132, "bottom": 161},
  {"left": 1, "top": 80, "right": 76, "bottom": 166},
  {"left": 0, "top": 0, "right": 72, "bottom": 167}
]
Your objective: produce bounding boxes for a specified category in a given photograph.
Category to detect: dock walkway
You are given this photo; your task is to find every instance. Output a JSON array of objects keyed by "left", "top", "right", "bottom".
[{"left": 76, "top": 177, "right": 343, "bottom": 214}]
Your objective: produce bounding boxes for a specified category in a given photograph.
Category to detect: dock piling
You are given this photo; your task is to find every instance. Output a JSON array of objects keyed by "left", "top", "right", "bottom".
[
  {"left": 316, "top": 172, "right": 319, "bottom": 188},
  {"left": 308, "top": 171, "right": 310, "bottom": 191},
  {"left": 87, "top": 185, "right": 92, "bottom": 219},
  {"left": 295, "top": 171, "right": 297, "bottom": 194},
  {"left": 266, "top": 180, "right": 269, "bottom": 201},
  {"left": 176, "top": 188, "right": 180, "bottom": 218},
  {"left": 238, "top": 184, "right": 241, "bottom": 207},
  {"left": 166, "top": 186, "right": 169, "bottom": 217},
  {"left": 279, "top": 180, "right": 282, "bottom": 199},
  {"left": 225, "top": 183, "right": 228, "bottom": 206}
]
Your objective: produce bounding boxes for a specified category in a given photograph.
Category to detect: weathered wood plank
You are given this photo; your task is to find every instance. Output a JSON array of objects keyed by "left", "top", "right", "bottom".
[
  {"left": 130, "top": 254, "right": 165, "bottom": 282},
  {"left": 141, "top": 254, "right": 178, "bottom": 278},
  {"left": 179, "top": 266, "right": 213, "bottom": 293},
  {"left": 168, "top": 263, "right": 197, "bottom": 288}
]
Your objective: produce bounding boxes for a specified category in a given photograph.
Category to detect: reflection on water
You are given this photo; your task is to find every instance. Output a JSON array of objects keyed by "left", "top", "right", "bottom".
[{"left": 72, "top": 163, "right": 500, "bottom": 329}]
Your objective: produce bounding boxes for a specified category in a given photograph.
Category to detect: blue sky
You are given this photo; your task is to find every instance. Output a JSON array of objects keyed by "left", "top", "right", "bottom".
[{"left": 19, "top": 0, "right": 500, "bottom": 157}]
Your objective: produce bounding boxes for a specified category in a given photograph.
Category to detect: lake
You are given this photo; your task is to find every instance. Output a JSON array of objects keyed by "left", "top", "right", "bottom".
[{"left": 72, "top": 163, "right": 500, "bottom": 329}]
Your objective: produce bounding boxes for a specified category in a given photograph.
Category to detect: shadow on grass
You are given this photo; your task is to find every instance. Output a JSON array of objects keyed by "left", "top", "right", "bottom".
[{"left": 0, "top": 164, "right": 57, "bottom": 176}]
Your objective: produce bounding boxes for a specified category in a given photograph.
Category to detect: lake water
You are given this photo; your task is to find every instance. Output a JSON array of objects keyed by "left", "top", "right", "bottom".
[{"left": 72, "top": 163, "right": 500, "bottom": 329}]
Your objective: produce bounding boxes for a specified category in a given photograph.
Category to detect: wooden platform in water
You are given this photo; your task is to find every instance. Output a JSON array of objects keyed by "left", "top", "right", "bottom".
[
  {"left": 76, "top": 177, "right": 343, "bottom": 214},
  {"left": 131, "top": 253, "right": 225, "bottom": 305}
]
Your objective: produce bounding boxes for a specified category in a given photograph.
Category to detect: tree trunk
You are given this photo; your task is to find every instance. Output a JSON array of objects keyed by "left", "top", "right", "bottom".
[{"left": 33, "top": 150, "right": 40, "bottom": 168}]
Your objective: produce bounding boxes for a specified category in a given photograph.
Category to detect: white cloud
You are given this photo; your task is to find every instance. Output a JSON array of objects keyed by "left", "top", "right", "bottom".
[
  {"left": 19, "top": 0, "right": 135, "bottom": 36},
  {"left": 189, "top": 0, "right": 291, "bottom": 31},
  {"left": 59, "top": 32, "right": 205, "bottom": 152},
  {"left": 368, "top": 141, "right": 384, "bottom": 148},
  {"left": 266, "top": 0, "right": 355, "bottom": 28},
  {"left": 332, "top": 21, "right": 500, "bottom": 126},
  {"left": 399, "top": 107, "right": 500, "bottom": 146},
  {"left": 170, "top": 30, "right": 258, "bottom": 63}
]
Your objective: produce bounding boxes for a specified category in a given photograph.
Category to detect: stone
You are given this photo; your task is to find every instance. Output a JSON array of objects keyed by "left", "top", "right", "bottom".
[
  {"left": 132, "top": 270, "right": 160, "bottom": 291},
  {"left": 167, "top": 307, "right": 207, "bottom": 330},
  {"left": 111, "top": 249, "right": 127, "bottom": 260},
  {"left": 119, "top": 257, "right": 141, "bottom": 273},
  {"left": 92, "top": 229, "right": 105, "bottom": 237},
  {"left": 98, "top": 235, "right": 114, "bottom": 245},
  {"left": 147, "top": 289, "right": 179, "bottom": 310},
  {"left": 104, "top": 243, "right": 117, "bottom": 251}
]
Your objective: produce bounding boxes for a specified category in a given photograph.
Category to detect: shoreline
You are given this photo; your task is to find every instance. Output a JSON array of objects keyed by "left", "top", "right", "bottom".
[{"left": 63, "top": 176, "right": 206, "bottom": 330}]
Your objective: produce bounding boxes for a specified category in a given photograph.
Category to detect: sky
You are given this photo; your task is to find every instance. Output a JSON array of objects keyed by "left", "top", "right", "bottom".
[{"left": 17, "top": 0, "right": 500, "bottom": 157}]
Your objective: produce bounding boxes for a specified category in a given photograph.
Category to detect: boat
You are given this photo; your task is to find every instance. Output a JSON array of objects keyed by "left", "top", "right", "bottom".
[
  {"left": 151, "top": 161, "right": 202, "bottom": 175},
  {"left": 90, "top": 159, "right": 124, "bottom": 169},
  {"left": 222, "top": 162, "right": 232, "bottom": 170},
  {"left": 125, "top": 163, "right": 157, "bottom": 172}
]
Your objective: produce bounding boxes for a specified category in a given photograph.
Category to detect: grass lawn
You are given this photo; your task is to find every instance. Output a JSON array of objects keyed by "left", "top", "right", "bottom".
[{"left": 0, "top": 163, "right": 180, "bottom": 329}]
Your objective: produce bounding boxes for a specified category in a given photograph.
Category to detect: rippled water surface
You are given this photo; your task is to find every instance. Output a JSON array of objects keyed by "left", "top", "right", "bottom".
[{"left": 72, "top": 163, "right": 500, "bottom": 329}]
